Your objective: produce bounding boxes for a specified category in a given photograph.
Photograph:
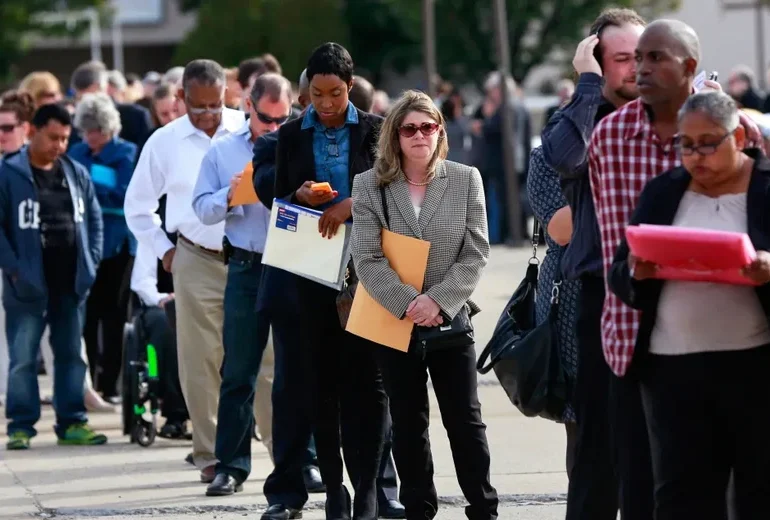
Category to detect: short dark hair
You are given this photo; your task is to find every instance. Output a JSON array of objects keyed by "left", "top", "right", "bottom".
[
  {"left": 238, "top": 57, "right": 265, "bottom": 89},
  {"left": 349, "top": 75, "right": 374, "bottom": 112},
  {"left": 0, "top": 90, "right": 36, "bottom": 123},
  {"left": 153, "top": 82, "right": 175, "bottom": 101},
  {"left": 182, "top": 59, "right": 225, "bottom": 93},
  {"left": 125, "top": 72, "right": 141, "bottom": 85},
  {"left": 31, "top": 103, "right": 72, "bottom": 129},
  {"left": 589, "top": 8, "right": 646, "bottom": 69},
  {"left": 250, "top": 73, "right": 292, "bottom": 104},
  {"left": 70, "top": 61, "right": 108, "bottom": 92},
  {"left": 261, "top": 54, "right": 283, "bottom": 76},
  {"left": 306, "top": 42, "right": 354, "bottom": 84}
]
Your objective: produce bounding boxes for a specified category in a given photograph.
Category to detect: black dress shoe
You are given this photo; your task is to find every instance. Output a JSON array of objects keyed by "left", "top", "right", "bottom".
[
  {"left": 378, "top": 499, "right": 406, "bottom": 519},
  {"left": 185, "top": 452, "right": 194, "bottom": 465},
  {"left": 205, "top": 473, "right": 243, "bottom": 496},
  {"left": 302, "top": 465, "right": 326, "bottom": 493},
  {"left": 260, "top": 504, "right": 303, "bottom": 519},
  {"left": 326, "top": 485, "right": 352, "bottom": 520}
]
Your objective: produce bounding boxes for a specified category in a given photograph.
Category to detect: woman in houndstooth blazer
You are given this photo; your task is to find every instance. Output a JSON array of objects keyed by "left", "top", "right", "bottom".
[{"left": 351, "top": 90, "right": 498, "bottom": 520}]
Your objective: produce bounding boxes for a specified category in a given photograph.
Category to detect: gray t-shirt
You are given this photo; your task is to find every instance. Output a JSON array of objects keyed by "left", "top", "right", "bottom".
[{"left": 650, "top": 191, "right": 770, "bottom": 355}]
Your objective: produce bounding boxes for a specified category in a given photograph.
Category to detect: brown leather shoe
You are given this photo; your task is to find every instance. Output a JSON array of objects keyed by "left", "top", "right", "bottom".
[{"left": 200, "top": 465, "right": 216, "bottom": 483}]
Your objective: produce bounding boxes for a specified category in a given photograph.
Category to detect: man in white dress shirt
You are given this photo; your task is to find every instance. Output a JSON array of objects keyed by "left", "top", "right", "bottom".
[{"left": 124, "top": 59, "right": 245, "bottom": 483}]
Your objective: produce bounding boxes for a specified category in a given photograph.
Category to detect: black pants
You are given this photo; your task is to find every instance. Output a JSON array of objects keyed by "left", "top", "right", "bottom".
[
  {"left": 566, "top": 276, "right": 619, "bottom": 520},
  {"left": 298, "top": 279, "right": 387, "bottom": 519},
  {"left": 641, "top": 346, "right": 770, "bottom": 520},
  {"left": 84, "top": 246, "right": 132, "bottom": 397},
  {"left": 140, "top": 306, "right": 187, "bottom": 421},
  {"left": 376, "top": 343, "right": 498, "bottom": 520},
  {"left": 260, "top": 267, "right": 315, "bottom": 510}
]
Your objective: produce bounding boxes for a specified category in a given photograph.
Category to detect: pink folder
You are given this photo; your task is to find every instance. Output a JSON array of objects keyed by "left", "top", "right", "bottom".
[{"left": 625, "top": 224, "right": 759, "bottom": 286}]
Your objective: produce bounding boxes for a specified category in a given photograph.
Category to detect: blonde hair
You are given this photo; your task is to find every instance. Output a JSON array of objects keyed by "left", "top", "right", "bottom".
[
  {"left": 374, "top": 90, "right": 448, "bottom": 186},
  {"left": 18, "top": 72, "right": 61, "bottom": 106}
]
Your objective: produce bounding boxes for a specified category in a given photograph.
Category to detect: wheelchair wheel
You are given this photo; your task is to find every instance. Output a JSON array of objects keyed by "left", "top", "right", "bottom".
[
  {"left": 121, "top": 322, "right": 140, "bottom": 437},
  {"left": 132, "top": 417, "right": 157, "bottom": 447}
]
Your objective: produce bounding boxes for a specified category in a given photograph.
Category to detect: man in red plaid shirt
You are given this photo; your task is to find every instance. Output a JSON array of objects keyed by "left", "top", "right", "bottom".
[{"left": 589, "top": 19, "right": 763, "bottom": 518}]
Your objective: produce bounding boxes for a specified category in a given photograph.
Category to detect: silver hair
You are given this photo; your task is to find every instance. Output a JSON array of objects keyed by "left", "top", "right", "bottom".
[
  {"left": 484, "top": 71, "right": 517, "bottom": 98},
  {"left": 107, "top": 70, "right": 127, "bottom": 92},
  {"left": 250, "top": 73, "right": 292, "bottom": 104},
  {"left": 678, "top": 91, "right": 739, "bottom": 131},
  {"left": 182, "top": 59, "right": 225, "bottom": 94},
  {"left": 71, "top": 61, "right": 108, "bottom": 92},
  {"left": 163, "top": 66, "right": 185, "bottom": 85},
  {"left": 74, "top": 92, "right": 122, "bottom": 135}
]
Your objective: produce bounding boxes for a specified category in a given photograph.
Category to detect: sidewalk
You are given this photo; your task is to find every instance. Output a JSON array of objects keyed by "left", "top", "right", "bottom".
[{"left": 0, "top": 246, "right": 570, "bottom": 519}]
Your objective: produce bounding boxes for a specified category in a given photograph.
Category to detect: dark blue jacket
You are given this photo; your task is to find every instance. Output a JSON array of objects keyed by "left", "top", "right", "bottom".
[
  {"left": 0, "top": 148, "right": 103, "bottom": 311},
  {"left": 541, "top": 73, "right": 615, "bottom": 280},
  {"left": 252, "top": 130, "right": 279, "bottom": 210},
  {"left": 69, "top": 137, "right": 137, "bottom": 258}
]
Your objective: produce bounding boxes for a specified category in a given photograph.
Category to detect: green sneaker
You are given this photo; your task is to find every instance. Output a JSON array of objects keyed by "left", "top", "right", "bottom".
[
  {"left": 7, "top": 431, "right": 31, "bottom": 450},
  {"left": 57, "top": 423, "right": 108, "bottom": 446}
]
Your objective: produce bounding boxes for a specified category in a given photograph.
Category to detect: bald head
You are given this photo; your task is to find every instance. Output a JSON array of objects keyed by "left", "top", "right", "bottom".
[
  {"left": 297, "top": 69, "right": 310, "bottom": 108},
  {"left": 643, "top": 19, "right": 700, "bottom": 63}
]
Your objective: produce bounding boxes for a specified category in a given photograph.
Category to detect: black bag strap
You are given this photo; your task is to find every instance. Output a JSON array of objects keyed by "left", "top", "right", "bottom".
[{"left": 380, "top": 185, "right": 390, "bottom": 229}]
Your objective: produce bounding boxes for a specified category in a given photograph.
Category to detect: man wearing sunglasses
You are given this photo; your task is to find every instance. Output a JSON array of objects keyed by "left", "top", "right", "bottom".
[{"left": 192, "top": 72, "right": 293, "bottom": 496}]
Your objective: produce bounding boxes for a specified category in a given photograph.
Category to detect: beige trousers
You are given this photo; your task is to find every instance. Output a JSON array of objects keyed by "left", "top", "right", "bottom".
[{"left": 173, "top": 239, "right": 274, "bottom": 468}]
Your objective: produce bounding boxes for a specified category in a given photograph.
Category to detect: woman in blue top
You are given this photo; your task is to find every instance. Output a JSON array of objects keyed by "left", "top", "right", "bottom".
[
  {"left": 69, "top": 92, "right": 137, "bottom": 403},
  {"left": 271, "top": 43, "right": 387, "bottom": 520}
]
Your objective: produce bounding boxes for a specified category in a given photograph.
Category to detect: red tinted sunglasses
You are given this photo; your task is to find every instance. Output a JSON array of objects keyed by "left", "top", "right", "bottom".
[{"left": 398, "top": 122, "right": 440, "bottom": 138}]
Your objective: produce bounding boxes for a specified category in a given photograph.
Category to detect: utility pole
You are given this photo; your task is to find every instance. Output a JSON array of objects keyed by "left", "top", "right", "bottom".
[
  {"left": 422, "top": 0, "right": 437, "bottom": 98},
  {"left": 491, "top": 0, "right": 523, "bottom": 245}
]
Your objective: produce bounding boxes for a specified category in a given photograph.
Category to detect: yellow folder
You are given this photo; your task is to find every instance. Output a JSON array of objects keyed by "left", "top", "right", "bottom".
[
  {"left": 346, "top": 230, "right": 430, "bottom": 351},
  {"left": 229, "top": 162, "right": 259, "bottom": 207}
]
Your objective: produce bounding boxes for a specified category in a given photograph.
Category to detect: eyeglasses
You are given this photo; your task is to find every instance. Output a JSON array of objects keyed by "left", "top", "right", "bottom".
[
  {"left": 398, "top": 122, "right": 440, "bottom": 138},
  {"left": 255, "top": 110, "right": 290, "bottom": 125},
  {"left": 0, "top": 124, "right": 19, "bottom": 133},
  {"left": 675, "top": 130, "right": 734, "bottom": 156},
  {"left": 185, "top": 98, "right": 224, "bottom": 115}
]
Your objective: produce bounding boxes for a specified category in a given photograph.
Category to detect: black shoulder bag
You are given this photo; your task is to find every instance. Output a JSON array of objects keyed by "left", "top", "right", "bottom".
[{"left": 475, "top": 221, "right": 568, "bottom": 422}]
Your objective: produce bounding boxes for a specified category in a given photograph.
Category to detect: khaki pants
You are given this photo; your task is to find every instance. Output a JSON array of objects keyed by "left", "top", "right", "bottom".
[{"left": 173, "top": 239, "right": 274, "bottom": 469}]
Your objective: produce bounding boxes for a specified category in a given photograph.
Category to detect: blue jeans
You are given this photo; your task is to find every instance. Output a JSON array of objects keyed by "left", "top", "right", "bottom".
[
  {"left": 216, "top": 252, "right": 271, "bottom": 481},
  {"left": 5, "top": 291, "right": 87, "bottom": 438}
]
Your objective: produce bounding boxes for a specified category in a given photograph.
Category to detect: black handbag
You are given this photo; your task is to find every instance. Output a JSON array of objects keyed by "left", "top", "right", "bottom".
[
  {"left": 476, "top": 221, "right": 568, "bottom": 422},
  {"left": 412, "top": 303, "right": 475, "bottom": 358}
]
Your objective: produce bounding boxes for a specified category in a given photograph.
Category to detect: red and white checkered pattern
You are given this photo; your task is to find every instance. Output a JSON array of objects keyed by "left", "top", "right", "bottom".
[{"left": 589, "top": 98, "right": 763, "bottom": 376}]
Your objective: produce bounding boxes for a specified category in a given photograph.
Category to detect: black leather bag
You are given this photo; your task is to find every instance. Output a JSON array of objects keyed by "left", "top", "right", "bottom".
[
  {"left": 412, "top": 304, "right": 475, "bottom": 358},
  {"left": 475, "top": 222, "right": 568, "bottom": 422}
]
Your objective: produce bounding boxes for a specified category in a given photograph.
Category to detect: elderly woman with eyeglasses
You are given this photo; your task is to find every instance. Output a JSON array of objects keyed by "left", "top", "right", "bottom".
[
  {"left": 609, "top": 91, "right": 770, "bottom": 519},
  {"left": 69, "top": 92, "right": 137, "bottom": 404}
]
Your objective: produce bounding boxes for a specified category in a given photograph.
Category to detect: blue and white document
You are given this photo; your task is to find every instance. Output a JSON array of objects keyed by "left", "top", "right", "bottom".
[{"left": 262, "top": 199, "right": 351, "bottom": 290}]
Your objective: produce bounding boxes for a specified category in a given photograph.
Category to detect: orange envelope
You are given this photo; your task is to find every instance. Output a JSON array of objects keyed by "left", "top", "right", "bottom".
[
  {"left": 229, "top": 162, "right": 259, "bottom": 207},
  {"left": 345, "top": 230, "right": 430, "bottom": 351}
]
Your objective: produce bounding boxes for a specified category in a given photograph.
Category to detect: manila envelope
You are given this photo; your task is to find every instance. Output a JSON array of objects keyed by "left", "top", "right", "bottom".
[
  {"left": 346, "top": 230, "right": 430, "bottom": 351},
  {"left": 229, "top": 161, "right": 260, "bottom": 207}
]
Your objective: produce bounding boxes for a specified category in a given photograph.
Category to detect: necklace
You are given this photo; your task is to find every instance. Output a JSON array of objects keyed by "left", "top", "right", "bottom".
[{"left": 404, "top": 175, "right": 432, "bottom": 186}]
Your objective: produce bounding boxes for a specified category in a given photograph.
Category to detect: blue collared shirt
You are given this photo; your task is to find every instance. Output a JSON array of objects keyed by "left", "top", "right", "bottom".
[
  {"left": 192, "top": 121, "right": 271, "bottom": 253},
  {"left": 301, "top": 102, "right": 358, "bottom": 207}
]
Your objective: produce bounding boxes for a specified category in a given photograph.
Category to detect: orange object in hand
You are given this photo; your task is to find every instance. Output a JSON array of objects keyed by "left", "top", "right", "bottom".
[{"left": 310, "top": 182, "right": 333, "bottom": 193}]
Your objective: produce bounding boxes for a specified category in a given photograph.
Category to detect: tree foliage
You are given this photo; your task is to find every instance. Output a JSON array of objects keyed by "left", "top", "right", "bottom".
[
  {"left": 0, "top": 0, "right": 106, "bottom": 82},
  {"left": 176, "top": 0, "right": 682, "bottom": 86},
  {"left": 174, "top": 0, "right": 349, "bottom": 83}
]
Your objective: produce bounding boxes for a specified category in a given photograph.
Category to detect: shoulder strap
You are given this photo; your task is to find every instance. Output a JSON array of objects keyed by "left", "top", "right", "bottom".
[{"left": 379, "top": 185, "right": 390, "bottom": 229}]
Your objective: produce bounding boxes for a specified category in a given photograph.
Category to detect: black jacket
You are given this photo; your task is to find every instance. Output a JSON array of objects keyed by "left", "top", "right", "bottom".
[
  {"left": 274, "top": 108, "right": 383, "bottom": 204},
  {"left": 608, "top": 149, "right": 770, "bottom": 356}
]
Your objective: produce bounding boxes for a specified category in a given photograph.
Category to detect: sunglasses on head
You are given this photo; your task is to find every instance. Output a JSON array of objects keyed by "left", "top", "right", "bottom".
[
  {"left": 398, "top": 122, "right": 440, "bottom": 138},
  {"left": 255, "top": 110, "right": 290, "bottom": 125},
  {"left": 0, "top": 124, "right": 19, "bottom": 133}
]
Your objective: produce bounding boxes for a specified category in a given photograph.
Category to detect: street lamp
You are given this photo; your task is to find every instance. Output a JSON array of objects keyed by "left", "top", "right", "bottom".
[
  {"left": 32, "top": 7, "right": 125, "bottom": 72},
  {"left": 422, "top": 0, "right": 437, "bottom": 98}
]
